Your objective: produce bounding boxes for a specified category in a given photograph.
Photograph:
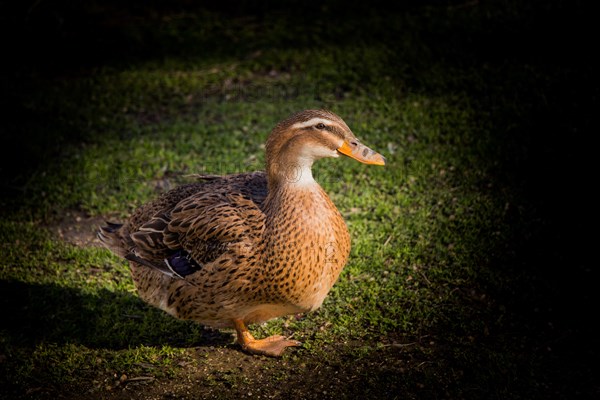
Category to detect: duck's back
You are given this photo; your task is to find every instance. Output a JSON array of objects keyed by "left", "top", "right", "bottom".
[{"left": 128, "top": 172, "right": 267, "bottom": 233}]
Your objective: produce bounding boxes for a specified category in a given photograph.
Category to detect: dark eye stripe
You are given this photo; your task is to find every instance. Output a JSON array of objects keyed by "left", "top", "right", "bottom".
[{"left": 300, "top": 121, "right": 345, "bottom": 138}]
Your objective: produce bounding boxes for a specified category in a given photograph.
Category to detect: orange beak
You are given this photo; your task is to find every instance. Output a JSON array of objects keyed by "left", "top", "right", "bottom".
[{"left": 337, "top": 140, "right": 386, "bottom": 166}]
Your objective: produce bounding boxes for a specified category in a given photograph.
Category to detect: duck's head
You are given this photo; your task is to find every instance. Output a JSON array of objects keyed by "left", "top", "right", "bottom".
[{"left": 266, "top": 110, "right": 385, "bottom": 185}]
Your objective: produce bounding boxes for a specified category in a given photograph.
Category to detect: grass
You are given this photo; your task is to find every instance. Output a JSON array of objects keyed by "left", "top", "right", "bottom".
[{"left": 1, "top": 0, "right": 596, "bottom": 399}]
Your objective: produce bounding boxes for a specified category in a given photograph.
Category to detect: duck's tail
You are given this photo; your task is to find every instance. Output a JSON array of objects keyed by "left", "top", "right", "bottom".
[{"left": 97, "top": 222, "right": 131, "bottom": 258}]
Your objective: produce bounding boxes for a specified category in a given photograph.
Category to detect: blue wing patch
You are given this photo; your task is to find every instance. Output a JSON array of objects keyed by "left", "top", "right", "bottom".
[{"left": 164, "top": 250, "right": 203, "bottom": 278}]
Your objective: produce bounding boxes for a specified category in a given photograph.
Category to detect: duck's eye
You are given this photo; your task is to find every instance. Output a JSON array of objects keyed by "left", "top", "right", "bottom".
[{"left": 316, "top": 123, "right": 326, "bottom": 130}]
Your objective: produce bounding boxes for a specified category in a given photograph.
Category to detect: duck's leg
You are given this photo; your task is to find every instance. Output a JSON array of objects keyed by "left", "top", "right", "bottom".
[{"left": 233, "top": 319, "right": 302, "bottom": 357}]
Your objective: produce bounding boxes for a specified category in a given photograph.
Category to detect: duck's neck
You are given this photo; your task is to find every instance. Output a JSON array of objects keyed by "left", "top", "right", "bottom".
[
  {"left": 266, "top": 155, "right": 316, "bottom": 188},
  {"left": 263, "top": 161, "right": 336, "bottom": 226},
  {"left": 263, "top": 172, "right": 323, "bottom": 217},
  {"left": 263, "top": 155, "right": 343, "bottom": 225}
]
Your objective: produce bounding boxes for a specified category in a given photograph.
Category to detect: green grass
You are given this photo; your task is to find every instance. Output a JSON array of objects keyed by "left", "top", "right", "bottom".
[{"left": 1, "top": 1, "right": 596, "bottom": 399}]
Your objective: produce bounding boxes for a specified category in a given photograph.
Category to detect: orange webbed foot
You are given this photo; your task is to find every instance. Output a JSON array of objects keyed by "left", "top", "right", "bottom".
[{"left": 234, "top": 319, "right": 302, "bottom": 357}]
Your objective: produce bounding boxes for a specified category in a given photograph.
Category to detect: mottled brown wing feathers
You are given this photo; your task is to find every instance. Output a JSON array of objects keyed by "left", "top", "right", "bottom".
[{"left": 129, "top": 183, "right": 265, "bottom": 271}]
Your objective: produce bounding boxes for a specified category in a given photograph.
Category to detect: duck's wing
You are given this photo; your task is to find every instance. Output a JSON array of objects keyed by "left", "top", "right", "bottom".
[{"left": 127, "top": 187, "right": 266, "bottom": 280}]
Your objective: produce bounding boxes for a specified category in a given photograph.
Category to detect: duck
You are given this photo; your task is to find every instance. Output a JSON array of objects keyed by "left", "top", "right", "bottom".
[{"left": 98, "top": 109, "right": 385, "bottom": 357}]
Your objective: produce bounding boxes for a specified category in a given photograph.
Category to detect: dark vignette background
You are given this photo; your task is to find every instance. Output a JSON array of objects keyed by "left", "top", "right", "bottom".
[{"left": 0, "top": 0, "right": 597, "bottom": 398}]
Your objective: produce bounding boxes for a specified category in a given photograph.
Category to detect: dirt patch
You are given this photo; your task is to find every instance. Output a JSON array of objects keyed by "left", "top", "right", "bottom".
[
  {"left": 47, "top": 210, "right": 116, "bottom": 248},
  {"left": 57, "top": 344, "right": 419, "bottom": 400}
]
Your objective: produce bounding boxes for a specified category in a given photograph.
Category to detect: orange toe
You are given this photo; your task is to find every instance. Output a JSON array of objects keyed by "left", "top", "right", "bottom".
[
  {"left": 241, "top": 335, "right": 302, "bottom": 357},
  {"left": 233, "top": 319, "right": 301, "bottom": 357}
]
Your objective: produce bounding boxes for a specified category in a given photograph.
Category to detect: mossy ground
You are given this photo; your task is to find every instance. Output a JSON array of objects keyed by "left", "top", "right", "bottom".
[{"left": 1, "top": 1, "right": 597, "bottom": 399}]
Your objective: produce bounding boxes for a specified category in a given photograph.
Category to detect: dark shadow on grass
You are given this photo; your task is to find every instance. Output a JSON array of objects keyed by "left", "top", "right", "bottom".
[{"left": 0, "top": 279, "right": 232, "bottom": 349}]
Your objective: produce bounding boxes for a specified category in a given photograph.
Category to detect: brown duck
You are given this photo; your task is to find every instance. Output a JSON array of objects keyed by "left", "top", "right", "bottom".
[{"left": 98, "top": 109, "right": 385, "bottom": 356}]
